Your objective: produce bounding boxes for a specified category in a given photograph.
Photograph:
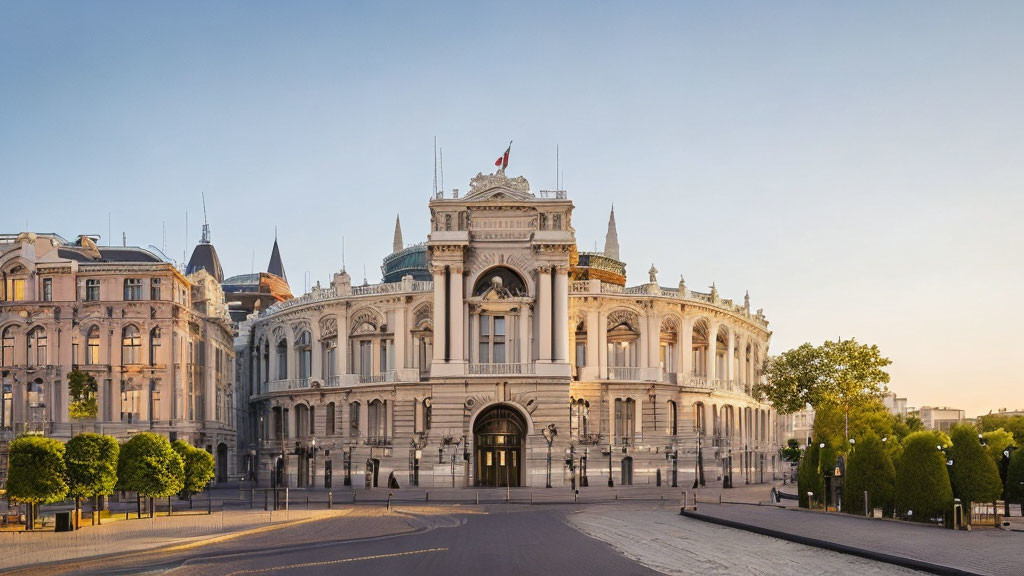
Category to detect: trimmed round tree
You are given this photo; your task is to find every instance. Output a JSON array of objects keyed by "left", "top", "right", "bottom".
[
  {"left": 797, "top": 440, "right": 834, "bottom": 508},
  {"left": 844, "top": 433, "right": 895, "bottom": 516},
  {"left": 948, "top": 425, "right": 1003, "bottom": 505},
  {"left": 895, "top": 431, "right": 953, "bottom": 522},
  {"left": 65, "top": 433, "right": 119, "bottom": 527},
  {"left": 117, "top": 433, "right": 184, "bottom": 516},
  {"left": 172, "top": 440, "right": 215, "bottom": 498},
  {"left": 6, "top": 435, "right": 69, "bottom": 530},
  {"left": 1004, "top": 447, "right": 1024, "bottom": 506}
]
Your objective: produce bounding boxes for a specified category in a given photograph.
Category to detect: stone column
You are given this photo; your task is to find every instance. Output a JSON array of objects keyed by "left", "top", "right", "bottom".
[
  {"left": 311, "top": 322, "right": 323, "bottom": 380},
  {"left": 553, "top": 266, "right": 569, "bottom": 362},
  {"left": 707, "top": 322, "right": 719, "bottom": 380},
  {"left": 518, "top": 309, "right": 530, "bottom": 363},
  {"left": 586, "top": 309, "right": 599, "bottom": 369},
  {"left": 726, "top": 327, "right": 735, "bottom": 384},
  {"left": 638, "top": 316, "right": 648, "bottom": 369},
  {"left": 432, "top": 266, "right": 446, "bottom": 362},
  {"left": 681, "top": 318, "right": 693, "bottom": 377},
  {"left": 394, "top": 307, "right": 406, "bottom": 370},
  {"left": 537, "top": 267, "right": 552, "bottom": 362},
  {"left": 597, "top": 312, "right": 608, "bottom": 376},
  {"left": 647, "top": 314, "right": 660, "bottom": 370},
  {"left": 338, "top": 315, "right": 349, "bottom": 376},
  {"left": 737, "top": 333, "right": 747, "bottom": 389},
  {"left": 449, "top": 265, "right": 464, "bottom": 362}
]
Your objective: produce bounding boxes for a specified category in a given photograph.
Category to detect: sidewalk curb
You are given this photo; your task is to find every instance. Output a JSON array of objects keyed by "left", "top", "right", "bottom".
[{"left": 680, "top": 509, "right": 983, "bottom": 576}]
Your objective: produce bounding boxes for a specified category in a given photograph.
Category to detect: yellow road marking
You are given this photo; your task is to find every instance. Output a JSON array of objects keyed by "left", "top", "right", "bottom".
[{"left": 224, "top": 547, "right": 448, "bottom": 575}]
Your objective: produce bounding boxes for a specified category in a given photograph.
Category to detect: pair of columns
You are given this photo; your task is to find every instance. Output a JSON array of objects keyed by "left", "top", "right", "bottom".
[{"left": 536, "top": 265, "right": 569, "bottom": 362}]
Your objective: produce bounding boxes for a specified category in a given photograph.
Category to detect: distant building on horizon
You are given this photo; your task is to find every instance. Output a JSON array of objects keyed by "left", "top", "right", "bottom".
[
  {"left": 916, "top": 406, "right": 966, "bottom": 432},
  {"left": 882, "top": 392, "right": 908, "bottom": 419}
]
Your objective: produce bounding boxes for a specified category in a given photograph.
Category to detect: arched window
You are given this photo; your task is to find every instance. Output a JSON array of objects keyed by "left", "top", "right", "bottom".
[
  {"left": 368, "top": 399, "right": 386, "bottom": 442},
  {"left": 295, "top": 331, "right": 311, "bottom": 380},
  {"left": 294, "top": 404, "right": 309, "bottom": 437},
  {"left": 326, "top": 402, "right": 336, "bottom": 436},
  {"left": 1, "top": 327, "right": 15, "bottom": 366},
  {"left": 349, "top": 401, "right": 361, "bottom": 438},
  {"left": 695, "top": 402, "right": 706, "bottom": 435},
  {"left": 26, "top": 327, "right": 46, "bottom": 366},
  {"left": 276, "top": 339, "right": 288, "bottom": 380},
  {"left": 122, "top": 325, "right": 141, "bottom": 364},
  {"left": 321, "top": 336, "right": 337, "bottom": 380},
  {"left": 149, "top": 327, "right": 161, "bottom": 366}
]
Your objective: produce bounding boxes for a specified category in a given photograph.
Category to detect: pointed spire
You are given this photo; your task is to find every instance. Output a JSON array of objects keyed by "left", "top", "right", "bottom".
[
  {"left": 268, "top": 236, "right": 287, "bottom": 282},
  {"left": 393, "top": 214, "right": 403, "bottom": 253},
  {"left": 604, "top": 204, "right": 620, "bottom": 261}
]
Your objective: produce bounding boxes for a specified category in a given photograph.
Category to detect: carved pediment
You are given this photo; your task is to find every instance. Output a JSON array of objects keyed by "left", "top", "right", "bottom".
[{"left": 465, "top": 172, "right": 533, "bottom": 201}]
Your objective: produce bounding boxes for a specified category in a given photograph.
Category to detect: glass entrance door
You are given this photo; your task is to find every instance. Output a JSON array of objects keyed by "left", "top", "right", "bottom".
[{"left": 475, "top": 446, "right": 519, "bottom": 487}]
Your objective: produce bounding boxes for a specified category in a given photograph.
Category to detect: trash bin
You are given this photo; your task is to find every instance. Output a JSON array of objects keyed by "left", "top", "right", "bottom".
[{"left": 55, "top": 511, "right": 74, "bottom": 532}]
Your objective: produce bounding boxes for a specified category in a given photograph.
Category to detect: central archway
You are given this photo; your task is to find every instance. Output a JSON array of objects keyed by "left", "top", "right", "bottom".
[{"left": 473, "top": 404, "right": 526, "bottom": 487}]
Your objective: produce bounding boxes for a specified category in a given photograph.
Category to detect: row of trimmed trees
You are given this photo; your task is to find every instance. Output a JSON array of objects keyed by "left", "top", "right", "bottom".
[
  {"left": 798, "top": 424, "right": 1024, "bottom": 523},
  {"left": 6, "top": 432, "right": 215, "bottom": 530}
]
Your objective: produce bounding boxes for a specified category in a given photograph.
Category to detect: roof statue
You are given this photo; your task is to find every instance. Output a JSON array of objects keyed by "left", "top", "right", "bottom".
[
  {"left": 604, "top": 205, "right": 620, "bottom": 261},
  {"left": 648, "top": 264, "right": 658, "bottom": 284},
  {"left": 268, "top": 237, "right": 287, "bottom": 282},
  {"left": 678, "top": 275, "right": 686, "bottom": 294},
  {"left": 392, "top": 214, "right": 403, "bottom": 254}
]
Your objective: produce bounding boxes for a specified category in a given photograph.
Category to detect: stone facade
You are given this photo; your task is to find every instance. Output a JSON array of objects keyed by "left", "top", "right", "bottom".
[
  {"left": 0, "top": 232, "right": 237, "bottom": 483},
  {"left": 238, "top": 172, "right": 775, "bottom": 489}
]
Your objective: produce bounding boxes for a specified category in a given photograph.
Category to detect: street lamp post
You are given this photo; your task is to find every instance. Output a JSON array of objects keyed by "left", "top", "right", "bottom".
[
  {"left": 607, "top": 438, "right": 614, "bottom": 487},
  {"left": 1004, "top": 446, "right": 1019, "bottom": 517},
  {"left": 311, "top": 437, "right": 317, "bottom": 488}
]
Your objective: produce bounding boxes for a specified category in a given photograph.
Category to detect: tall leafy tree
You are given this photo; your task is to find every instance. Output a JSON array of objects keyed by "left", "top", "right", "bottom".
[
  {"left": 813, "top": 398, "right": 895, "bottom": 452},
  {"left": 65, "top": 433, "right": 119, "bottom": 528},
  {"left": 948, "top": 425, "right": 1004, "bottom": 505},
  {"left": 797, "top": 441, "right": 820, "bottom": 508},
  {"left": 1005, "top": 448, "right": 1024, "bottom": 505},
  {"left": 67, "top": 369, "right": 98, "bottom": 420},
  {"left": 6, "top": 435, "right": 68, "bottom": 530},
  {"left": 172, "top": 440, "right": 216, "bottom": 497},
  {"left": 977, "top": 414, "right": 1024, "bottom": 441},
  {"left": 758, "top": 339, "right": 891, "bottom": 442},
  {"left": 895, "top": 431, "right": 953, "bottom": 523},
  {"left": 980, "top": 428, "right": 1015, "bottom": 475},
  {"left": 117, "top": 433, "right": 184, "bottom": 517},
  {"left": 845, "top": 433, "right": 895, "bottom": 516}
]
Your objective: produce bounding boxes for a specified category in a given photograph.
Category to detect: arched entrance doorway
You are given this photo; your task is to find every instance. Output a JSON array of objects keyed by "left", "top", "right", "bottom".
[
  {"left": 473, "top": 404, "right": 526, "bottom": 487},
  {"left": 216, "top": 443, "right": 228, "bottom": 483}
]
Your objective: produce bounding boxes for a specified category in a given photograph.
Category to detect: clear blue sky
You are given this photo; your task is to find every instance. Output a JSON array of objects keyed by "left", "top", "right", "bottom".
[{"left": 2, "top": 2, "right": 1022, "bottom": 417}]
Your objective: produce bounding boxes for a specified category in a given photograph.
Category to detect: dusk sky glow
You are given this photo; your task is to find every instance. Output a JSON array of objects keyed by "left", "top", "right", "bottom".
[{"left": 2, "top": 2, "right": 1022, "bottom": 417}]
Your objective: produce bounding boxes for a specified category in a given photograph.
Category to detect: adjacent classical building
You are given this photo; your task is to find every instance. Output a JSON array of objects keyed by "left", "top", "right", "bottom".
[
  {"left": 237, "top": 170, "right": 775, "bottom": 489},
  {"left": 0, "top": 232, "right": 237, "bottom": 484}
]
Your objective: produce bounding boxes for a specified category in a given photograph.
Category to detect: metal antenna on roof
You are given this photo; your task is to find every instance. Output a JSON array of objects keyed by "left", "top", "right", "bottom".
[
  {"left": 433, "top": 136, "right": 438, "bottom": 197},
  {"left": 122, "top": 232, "right": 126, "bottom": 247},
  {"left": 201, "top": 192, "right": 210, "bottom": 243}
]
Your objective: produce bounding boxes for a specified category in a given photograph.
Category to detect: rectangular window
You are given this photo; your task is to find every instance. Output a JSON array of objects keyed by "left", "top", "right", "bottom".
[
  {"left": 575, "top": 342, "right": 586, "bottom": 368},
  {"left": 359, "top": 341, "right": 371, "bottom": 377},
  {"left": 150, "top": 278, "right": 161, "bottom": 300},
  {"left": 349, "top": 403, "right": 360, "bottom": 437},
  {"left": 42, "top": 278, "right": 52, "bottom": 302},
  {"left": 124, "top": 278, "right": 143, "bottom": 301},
  {"left": 6, "top": 279, "right": 26, "bottom": 301},
  {"left": 85, "top": 279, "right": 100, "bottom": 301},
  {"left": 478, "top": 315, "right": 505, "bottom": 363}
]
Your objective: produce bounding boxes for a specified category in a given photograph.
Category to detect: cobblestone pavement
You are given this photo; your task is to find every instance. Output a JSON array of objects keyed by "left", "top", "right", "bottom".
[
  {"left": 683, "top": 504, "right": 1024, "bottom": 576},
  {"left": 568, "top": 504, "right": 928, "bottom": 576}
]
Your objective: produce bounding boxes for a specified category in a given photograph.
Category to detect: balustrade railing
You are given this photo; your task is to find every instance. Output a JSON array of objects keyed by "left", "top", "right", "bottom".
[
  {"left": 607, "top": 366, "right": 640, "bottom": 381},
  {"left": 468, "top": 363, "right": 535, "bottom": 375},
  {"left": 266, "top": 378, "right": 308, "bottom": 392},
  {"left": 359, "top": 370, "right": 397, "bottom": 384}
]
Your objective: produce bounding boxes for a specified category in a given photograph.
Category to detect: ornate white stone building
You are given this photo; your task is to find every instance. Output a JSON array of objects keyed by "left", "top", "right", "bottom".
[{"left": 238, "top": 170, "right": 775, "bottom": 490}]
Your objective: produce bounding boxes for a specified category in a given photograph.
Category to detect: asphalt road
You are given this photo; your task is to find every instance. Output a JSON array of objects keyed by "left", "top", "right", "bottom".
[{"left": 49, "top": 505, "right": 659, "bottom": 576}]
